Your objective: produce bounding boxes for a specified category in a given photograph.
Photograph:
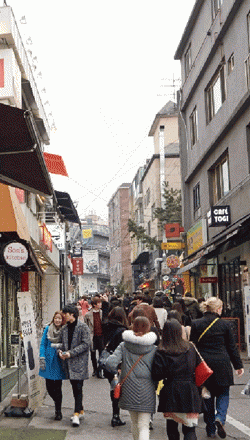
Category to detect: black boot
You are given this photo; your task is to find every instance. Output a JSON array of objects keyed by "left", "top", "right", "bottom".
[
  {"left": 111, "top": 414, "right": 126, "bottom": 427},
  {"left": 54, "top": 410, "right": 62, "bottom": 420}
]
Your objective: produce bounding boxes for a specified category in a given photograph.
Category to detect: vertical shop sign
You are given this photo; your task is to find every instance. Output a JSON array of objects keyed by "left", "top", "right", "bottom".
[
  {"left": 72, "top": 257, "right": 83, "bottom": 275},
  {"left": 17, "top": 291, "right": 43, "bottom": 410}
]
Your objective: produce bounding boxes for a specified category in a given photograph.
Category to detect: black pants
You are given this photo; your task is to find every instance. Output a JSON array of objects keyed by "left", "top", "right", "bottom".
[
  {"left": 45, "top": 379, "right": 62, "bottom": 412},
  {"left": 70, "top": 379, "right": 84, "bottom": 413},
  {"left": 91, "top": 335, "right": 104, "bottom": 372},
  {"left": 166, "top": 420, "right": 197, "bottom": 440}
]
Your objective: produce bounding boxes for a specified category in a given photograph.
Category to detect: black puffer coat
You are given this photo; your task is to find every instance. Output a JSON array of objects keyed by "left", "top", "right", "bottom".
[
  {"left": 190, "top": 312, "right": 243, "bottom": 393},
  {"left": 151, "top": 344, "right": 202, "bottom": 413},
  {"left": 102, "top": 319, "right": 127, "bottom": 351}
]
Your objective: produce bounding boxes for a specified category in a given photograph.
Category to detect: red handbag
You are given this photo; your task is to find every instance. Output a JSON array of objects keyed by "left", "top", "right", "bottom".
[
  {"left": 113, "top": 354, "right": 144, "bottom": 399},
  {"left": 191, "top": 342, "right": 213, "bottom": 387},
  {"left": 195, "top": 359, "right": 213, "bottom": 387}
]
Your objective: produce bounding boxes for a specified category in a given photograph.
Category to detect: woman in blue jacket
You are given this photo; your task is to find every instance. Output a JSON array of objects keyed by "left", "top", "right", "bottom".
[{"left": 39, "top": 311, "right": 66, "bottom": 420}]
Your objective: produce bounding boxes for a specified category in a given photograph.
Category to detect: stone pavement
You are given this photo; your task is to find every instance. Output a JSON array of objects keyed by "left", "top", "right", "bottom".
[{"left": 0, "top": 359, "right": 250, "bottom": 439}]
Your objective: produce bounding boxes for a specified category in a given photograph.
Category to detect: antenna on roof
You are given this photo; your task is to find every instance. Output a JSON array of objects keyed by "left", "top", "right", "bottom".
[{"left": 157, "top": 74, "right": 181, "bottom": 102}]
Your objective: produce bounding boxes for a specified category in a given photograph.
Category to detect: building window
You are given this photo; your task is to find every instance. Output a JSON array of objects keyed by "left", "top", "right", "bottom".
[
  {"left": 189, "top": 107, "right": 198, "bottom": 146},
  {"left": 212, "top": 0, "right": 223, "bottom": 19},
  {"left": 227, "top": 53, "right": 234, "bottom": 74},
  {"left": 210, "top": 153, "right": 230, "bottom": 203},
  {"left": 151, "top": 203, "right": 155, "bottom": 222},
  {"left": 247, "top": 11, "right": 250, "bottom": 51},
  {"left": 205, "top": 63, "right": 226, "bottom": 123},
  {"left": 184, "top": 44, "right": 192, "bottom": 79},
  {"left": 144, "top": 188, "right": 150, "bottom": 207},
  {"left": 193, "top": 183, "right": 200, "bottom": 212},
  {"left": 147, "top": 221, "right": 151, "bottom": 236}
]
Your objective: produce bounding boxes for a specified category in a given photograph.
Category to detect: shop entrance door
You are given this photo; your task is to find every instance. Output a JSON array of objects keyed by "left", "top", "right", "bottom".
[{"left": 218, "top": 257, "right": 245, "bottom": 343}]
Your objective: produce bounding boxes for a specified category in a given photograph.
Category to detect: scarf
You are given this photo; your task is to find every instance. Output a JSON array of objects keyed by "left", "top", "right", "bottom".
[{"left": 47, "top": 323, "right": 63, "bottom": 343}]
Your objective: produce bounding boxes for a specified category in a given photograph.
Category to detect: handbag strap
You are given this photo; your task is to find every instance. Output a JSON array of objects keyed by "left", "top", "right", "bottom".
[
  {"left": 198, "top": 318, "right": 219, "bottom": 342},
  {"left": 190, "top": 341, "right": 204, "bottom": 362},
  {"left": 120, "top": 353, "right": 144, "bottom": 387}
]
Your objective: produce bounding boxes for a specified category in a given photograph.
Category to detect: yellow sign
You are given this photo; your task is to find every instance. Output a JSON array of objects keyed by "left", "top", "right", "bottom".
[
  {"left": 82, "top": 229, "right": 92, "bottom": 239},
  {"left": 187, "top": 219, "right": 207, "bottom": 256},
  {"left": 161, "top": 242, "right": 185, "bottom": 250}
]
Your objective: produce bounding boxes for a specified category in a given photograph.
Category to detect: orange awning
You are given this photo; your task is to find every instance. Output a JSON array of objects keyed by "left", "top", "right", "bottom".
[
  {"left": 0, "top": 183, "right": 30, "bottom": 241},
  {"left": 44, "top": 152, "right": 68, "bottom": 177}
]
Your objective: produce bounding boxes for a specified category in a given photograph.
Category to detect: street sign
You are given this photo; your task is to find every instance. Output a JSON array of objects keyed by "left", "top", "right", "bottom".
[{"left": 161, "top": 242, "right": 185, "bottom": 250}]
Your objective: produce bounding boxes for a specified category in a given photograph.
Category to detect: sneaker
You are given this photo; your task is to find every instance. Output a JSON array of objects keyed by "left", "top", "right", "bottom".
[
  {"left": 72, "top": 414, "right": 80, "bottom": 427},
  {"left": 149, "top": 420, "right": 153, "bottom": 430},
  {"left": 71, "top": 410, "right": 84, "bottom": 421},
  {"left": 215, "top": 421, "right": 226, "bottom": 439}
]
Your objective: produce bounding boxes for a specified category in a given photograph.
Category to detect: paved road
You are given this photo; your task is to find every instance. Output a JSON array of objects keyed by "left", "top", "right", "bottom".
[{"left": 0, "top": 360, "right": 250, "bottom": 439}]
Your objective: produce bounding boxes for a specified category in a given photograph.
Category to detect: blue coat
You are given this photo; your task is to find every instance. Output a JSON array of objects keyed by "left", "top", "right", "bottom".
[{"left": 39, "top": 325, "right": 66, "bottom": 380}]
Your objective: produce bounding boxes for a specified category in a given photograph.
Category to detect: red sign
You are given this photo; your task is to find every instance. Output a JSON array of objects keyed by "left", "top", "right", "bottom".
[
  {"left": 44, "top": 152, "right": 68, "bottom": 177},
  {"left": 165, "top": 223, "right": 184, "bottom": 238},
  {"left": 0, "top": 59, "right": 4, "bottom": 88},
  {"left": 72, "top": 258, "right": 83, "bottom": 275},
  {"left": 199, "top": 277, "right": 218, "bottom": 284},
  {"left": 41, "top": 223, "right": 52, "bottom": 252}
]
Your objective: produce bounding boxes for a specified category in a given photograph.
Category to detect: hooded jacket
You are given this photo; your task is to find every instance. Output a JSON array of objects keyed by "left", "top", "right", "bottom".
[{"left": 105, "top": 330, "right": 157, "bottom": 413}]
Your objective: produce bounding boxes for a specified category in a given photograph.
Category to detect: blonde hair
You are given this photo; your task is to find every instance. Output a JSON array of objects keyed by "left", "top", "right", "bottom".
[{"left": 200, "top": 296, "right": 223, "bottom": 314}]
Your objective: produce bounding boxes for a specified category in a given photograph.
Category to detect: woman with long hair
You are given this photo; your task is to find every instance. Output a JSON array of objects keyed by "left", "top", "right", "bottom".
[
  {"left": 152, "top": 319, "right": 202, "bottom": 440},
  {"left": 39, "top": 311, "right": 66, "bottom": 420},
  {"left": 102, "top": 306, "right": 128, "bottom": 427},
  {"left": 190, "top": 297, "right": 244, "bottom": 438},
  {"left": 105, "top": 316, "right": 157, "bottom": 440}
]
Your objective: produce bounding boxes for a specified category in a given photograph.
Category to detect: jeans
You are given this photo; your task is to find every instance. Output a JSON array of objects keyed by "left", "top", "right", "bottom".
[
  {"left": 166, "top": 420, "right": 197, "bottom": 440},
  {"left": 129, "top": 411, "right": 151, "bottom": 440},
  {"left": 204, "top": 387, "right": 230, "bottom": 435},
  {"left": 70, "top": 379, "right": 84, "bottom": 413}
]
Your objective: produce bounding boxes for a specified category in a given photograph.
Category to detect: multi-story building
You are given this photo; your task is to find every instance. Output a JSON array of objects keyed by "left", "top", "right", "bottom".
[
  {"left": 75, "top": 214, "right": 110, "bottom": 296},
  {"left": 130, "top": 101, "right": 181, "bottom": 291},
  {"left": 108, "top": 184, "right": 132, "bottom": 292},
  {"left": 175, "top": 0, "right": 250, "bottom": 346},
  {"left": 0, "top": 5, "right": 80, "bottom": 401}
]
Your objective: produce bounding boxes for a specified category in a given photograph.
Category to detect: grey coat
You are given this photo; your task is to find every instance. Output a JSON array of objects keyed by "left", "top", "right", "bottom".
[
  {"left": 60, "top": 320, "right": 91, "bottom": 380},
  {"left": 105, "top": 330, "right": 157, "bottom": 413}
]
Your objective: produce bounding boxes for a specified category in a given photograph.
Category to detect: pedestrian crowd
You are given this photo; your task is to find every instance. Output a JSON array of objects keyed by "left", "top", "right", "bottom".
[{"left": 39, "top": 289, "right": 244, "bottom": 440}]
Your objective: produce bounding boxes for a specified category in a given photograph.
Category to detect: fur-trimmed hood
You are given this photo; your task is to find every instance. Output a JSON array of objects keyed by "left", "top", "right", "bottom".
[{"left": 122, "top": 330, "right": 157, "bottom": 355}]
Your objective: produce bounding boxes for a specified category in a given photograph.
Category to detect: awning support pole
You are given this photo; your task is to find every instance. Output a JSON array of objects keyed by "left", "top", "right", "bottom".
[{"left": 0, "top": 144, "right": 37, "bottom": 155}]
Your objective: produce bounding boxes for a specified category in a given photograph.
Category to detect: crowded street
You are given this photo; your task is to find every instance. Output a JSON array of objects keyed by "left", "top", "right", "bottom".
[{"left": 0, "top": 356, "right": 250, "bottom": 440}]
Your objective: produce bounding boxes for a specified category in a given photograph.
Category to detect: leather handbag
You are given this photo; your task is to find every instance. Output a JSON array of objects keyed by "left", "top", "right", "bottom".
[
  {"left": 113, "top": 353, "right": 144, "bottom": 399},
  {"left": 191, "top": 342, "right": 213, "bottom": 387}
]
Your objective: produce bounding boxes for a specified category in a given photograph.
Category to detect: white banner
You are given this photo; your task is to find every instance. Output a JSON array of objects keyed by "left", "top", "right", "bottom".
[
  {"left": 17, "top": 291, "right": 43, "bottom": 410},
  {"left": 83, "top": 250, "right": 99, "bottom": 274}
]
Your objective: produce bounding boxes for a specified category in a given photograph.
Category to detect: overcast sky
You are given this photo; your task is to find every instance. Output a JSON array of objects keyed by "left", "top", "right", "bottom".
[{"left": 6, "top": 0, "right": 195, "bottom": 221}]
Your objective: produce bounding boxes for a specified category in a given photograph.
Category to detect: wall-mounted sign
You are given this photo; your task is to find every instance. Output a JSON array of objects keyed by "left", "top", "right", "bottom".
[
  {"left": 3, "top": 241, "right": 28, "bottom": 267},
  {"left": 199, "top": 277, "right": 218, "bottom": 283},
  {"left": 207, "top": 206, "right": 231, "bottom": 227},
  {"left": 161, "top": 242, "right": 185, "bottom": 250},
  {"left": 166, "top": 254, "right": 180, "bottom": 269},
  {"left": 41, "top": 223, "right": 52, "bottom": 252}
]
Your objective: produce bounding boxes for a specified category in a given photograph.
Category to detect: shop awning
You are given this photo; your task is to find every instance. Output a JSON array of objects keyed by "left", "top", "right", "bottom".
[
  {"left": 0, "top": 103, "right": 53, "bottom": 196},
  {"left": 55, "top": 191, "right": 81, "bottom": 225},
  {"left": 177, "top": 257, "right": 203, "bottom": 274},
  {"left": 0, "top": 183, "right": 43, "bottom": 275},
  {"left": 132, "top": 251, "right": 149, "bottom": 265},
  {"left": 0, "top": 183, "right": 30, "bottom": 241}
]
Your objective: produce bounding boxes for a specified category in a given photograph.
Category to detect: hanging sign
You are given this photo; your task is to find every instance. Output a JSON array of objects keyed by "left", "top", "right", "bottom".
[
  {"left": 3, "top": 241, "right": 28, "bottom": 267},
  {"left": 72, "top": 257, "right": 83, "bottom": 275},
  {"left": 207, "top": 206, "right": 231, "bottom": 227}
]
